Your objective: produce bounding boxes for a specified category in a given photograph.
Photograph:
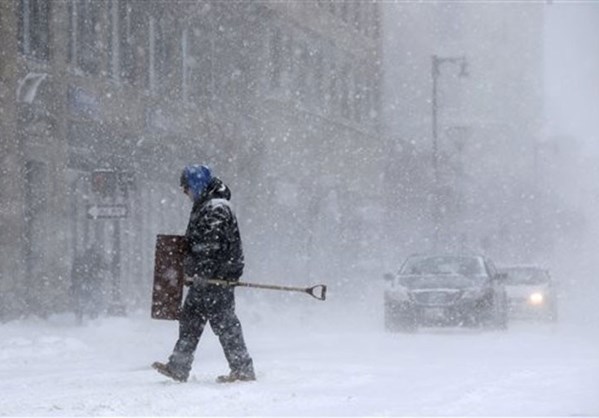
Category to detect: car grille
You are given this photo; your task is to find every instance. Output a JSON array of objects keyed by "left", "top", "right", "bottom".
[{"left": 411, "top": 290, "right": 462, "bottom": 306}]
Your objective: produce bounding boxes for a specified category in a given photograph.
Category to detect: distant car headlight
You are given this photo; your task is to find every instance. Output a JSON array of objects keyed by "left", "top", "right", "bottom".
[{"left": 528, "top": 292, "right": 544, "bottom": 305}]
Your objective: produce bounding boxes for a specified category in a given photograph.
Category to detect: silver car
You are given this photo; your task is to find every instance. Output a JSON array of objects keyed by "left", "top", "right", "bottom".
[
  {"left": 500, "top": 266, "right": 558, "bottom": 322},
  {"left": 384, "top": 254, "right": 509, "bottom": 332}
]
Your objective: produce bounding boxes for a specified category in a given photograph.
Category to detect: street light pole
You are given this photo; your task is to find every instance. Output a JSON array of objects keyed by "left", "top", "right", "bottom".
[{"left": 431, "top": 54, "right": 468, "bottom": 251}]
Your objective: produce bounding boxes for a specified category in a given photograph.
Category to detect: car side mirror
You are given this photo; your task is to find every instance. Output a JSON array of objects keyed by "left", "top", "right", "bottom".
[{"left": 383, "top": 273, "right": 394, "bottom": 282}]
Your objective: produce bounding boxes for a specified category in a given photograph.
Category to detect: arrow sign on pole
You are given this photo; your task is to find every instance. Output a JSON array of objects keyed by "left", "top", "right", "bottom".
[{"left": 87, "top": 204, "right": 128, "bottom": 219}]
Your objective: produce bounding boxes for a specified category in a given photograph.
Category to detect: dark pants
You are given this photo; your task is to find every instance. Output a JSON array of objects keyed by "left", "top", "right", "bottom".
[{"left": 168, "top": 282, "right": 253, "bottom": 378}]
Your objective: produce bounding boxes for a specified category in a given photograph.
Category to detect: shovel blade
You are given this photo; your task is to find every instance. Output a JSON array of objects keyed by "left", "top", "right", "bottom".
[{"left": 306, "top": 284, "right": 327, "bottom": 301}]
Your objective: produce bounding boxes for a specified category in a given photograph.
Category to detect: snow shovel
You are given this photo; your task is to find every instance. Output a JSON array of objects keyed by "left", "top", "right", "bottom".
[{"left": 206, "top": 279, "right": 327, "bottom": 301}]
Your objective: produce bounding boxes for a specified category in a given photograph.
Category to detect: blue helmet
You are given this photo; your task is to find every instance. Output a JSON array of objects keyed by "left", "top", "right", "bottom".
[{"left": 180, "top": 164, "right": 213, "bottom": 200}]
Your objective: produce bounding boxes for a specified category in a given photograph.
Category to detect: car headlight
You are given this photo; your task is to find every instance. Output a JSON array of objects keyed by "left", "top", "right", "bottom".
[{"left": 528, "top": 292, "right": 544, "bottom": 305}]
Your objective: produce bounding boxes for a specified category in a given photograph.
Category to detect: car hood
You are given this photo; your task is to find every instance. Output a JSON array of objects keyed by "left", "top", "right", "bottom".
[{"left": 398, "top": 274, "right": 486, "bottom": 290}]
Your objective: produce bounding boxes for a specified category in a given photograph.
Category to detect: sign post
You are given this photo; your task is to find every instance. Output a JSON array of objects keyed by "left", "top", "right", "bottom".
[{"left": 86, "top": 169, "right": 132, "bottom": 317}]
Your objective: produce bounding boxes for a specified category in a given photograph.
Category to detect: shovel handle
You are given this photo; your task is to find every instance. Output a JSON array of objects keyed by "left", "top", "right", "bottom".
[
  {"left": 205, "top": 279, "right": 327, "bottom": 301},
  {"left": 306, "top": 284, "right": 327, "bottom": 301}
]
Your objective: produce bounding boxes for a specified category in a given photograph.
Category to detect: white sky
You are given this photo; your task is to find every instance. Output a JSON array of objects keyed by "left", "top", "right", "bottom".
[{"left": 544, "top": 1, "right": 599, "bottom": 150}]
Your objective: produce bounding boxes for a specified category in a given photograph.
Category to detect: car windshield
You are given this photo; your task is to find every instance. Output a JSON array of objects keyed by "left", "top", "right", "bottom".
[
  {"left": 399, "top": 256, "right": 486, "bottom": 276},
  {"left": 503, "top": 268, "right": 549, "bottom": 285}
]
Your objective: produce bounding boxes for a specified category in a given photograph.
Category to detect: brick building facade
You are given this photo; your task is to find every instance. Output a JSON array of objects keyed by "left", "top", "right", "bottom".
[{"left": 0, "top": 1, "right": 383, "bottom": 319}]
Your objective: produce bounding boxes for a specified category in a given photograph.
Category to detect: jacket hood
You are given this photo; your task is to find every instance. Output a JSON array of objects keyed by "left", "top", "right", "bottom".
[{"left": 195, "top": 177, "right": 231, "bottom": 205}]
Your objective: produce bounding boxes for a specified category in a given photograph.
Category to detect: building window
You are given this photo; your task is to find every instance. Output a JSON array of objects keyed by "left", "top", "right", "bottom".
[
  {"left": 327, "top": 61, "right": 338, "bottom": 115},
  {"left": 182, "top": 24, "right": 213, "bottom": 103},
  {"left": 107, "top": 0, "right": 149, "bottom": 86},
  {"left": 371, "top": 4, "right": 380, "bottom": 39},
  {"left": 120, "top": 0, "right": 143, "bottom": 84},
  {"left": 284, "top": 33, "right": 294, "bottom": 85},
  {"left": 313, "top": 50, "right": 324, "bottom": 108},
  {"left": 109, "top": 0, "right": 156, "bottom": 89},
  {"left": 328, "top": 1, "right": 336, "bottom": 16},
  {"left": 362, "top": 3, "right": 380, "bottom": 39},
  {"left": 153, "top": 18, "right": 175, "bottom": 92},
  {"left": 340, "top": 64, "right": 351, "bottom": 119},
  {"left": 269, "top": 28, "right": 282, "bottom": 89},
  {"left": 353, "top": 72, "right": 363, "bottom": 123},
  {"left": 19, "top": 0, "right": 50, "bottom": 61},
  {"left": 294, "top": 42, "right": 308, "bottom": 104},
  {"left": 118, "top": 0, "right": 141, "bottom": 84},
  {"left": 339, "top": 2, "right": 348, "bottom": 23},
  {"left": 367, "top": 78, "right": 378, "bottom": 121},
  {"left": 69, "top": 0, "right": 103, "bottom": 75},
  {"left": 23, "top": 160, "right": 48, "bottom": 292},
  {"left": 352, "top": 3, "right": 362, "bottom": 33}
]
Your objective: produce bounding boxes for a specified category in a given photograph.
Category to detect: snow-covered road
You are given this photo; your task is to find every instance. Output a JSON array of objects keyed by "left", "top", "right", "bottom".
[{"left": 1, "top": 294, "right": 598, "bottom": 416}]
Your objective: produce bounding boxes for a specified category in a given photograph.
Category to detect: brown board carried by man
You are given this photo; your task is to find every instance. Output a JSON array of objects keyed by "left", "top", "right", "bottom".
[{"left": 151, "top": 234, "right": 187, "bottom": 320}]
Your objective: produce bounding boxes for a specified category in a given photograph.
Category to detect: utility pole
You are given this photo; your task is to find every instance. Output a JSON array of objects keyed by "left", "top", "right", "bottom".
[{"left": 431, "top": 54, "right": 469, "bottom": 251}]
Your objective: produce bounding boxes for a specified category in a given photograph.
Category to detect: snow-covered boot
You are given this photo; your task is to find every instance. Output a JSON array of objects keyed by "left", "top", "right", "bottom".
[
  {"left": 216, "top": 369, "right": 256, "bottom": 383},
  {"left": 152, "top": 362, "right": 188, "bottom": 382}
]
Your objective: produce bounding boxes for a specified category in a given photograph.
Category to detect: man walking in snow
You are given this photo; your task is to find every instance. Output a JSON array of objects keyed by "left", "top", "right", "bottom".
[{"left": 153, "top": 165, "right": 255, "bottom": 383}]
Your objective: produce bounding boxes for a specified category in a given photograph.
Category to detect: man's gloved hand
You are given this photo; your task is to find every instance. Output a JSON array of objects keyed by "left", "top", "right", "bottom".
[{"left": 184, "top": 275, "right": 210, "bottom": 287}]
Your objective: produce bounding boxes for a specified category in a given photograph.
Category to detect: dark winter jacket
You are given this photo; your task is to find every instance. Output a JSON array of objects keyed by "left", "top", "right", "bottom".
[{"left": 183, "top": 177, "right": 244, "bottom": 280}]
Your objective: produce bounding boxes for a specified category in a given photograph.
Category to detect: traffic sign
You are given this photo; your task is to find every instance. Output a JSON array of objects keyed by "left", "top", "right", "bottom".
[
  {"left": 87, "top": 204, "right": 128, "bottom": 219},
  {"left": 90, "top": 170, "right": 117, "bottom": 197}
]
